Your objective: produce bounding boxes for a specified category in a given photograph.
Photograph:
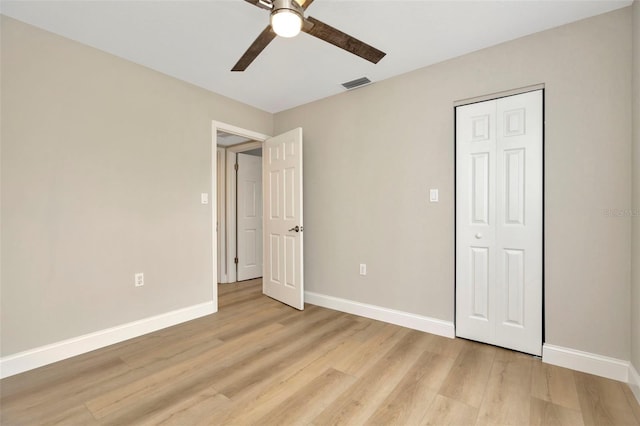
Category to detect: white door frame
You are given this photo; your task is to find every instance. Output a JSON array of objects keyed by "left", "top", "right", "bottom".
[
  {"left": 212, "top": 121, "right": 270, "bottom": 302},
  {"left": 216, "top": 147, "right": 227, "bottom": 283}
]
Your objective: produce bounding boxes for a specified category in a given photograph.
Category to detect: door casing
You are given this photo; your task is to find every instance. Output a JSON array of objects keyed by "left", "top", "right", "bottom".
[{"left": 212, "top": 121, "right": 269, "bottom": 307}]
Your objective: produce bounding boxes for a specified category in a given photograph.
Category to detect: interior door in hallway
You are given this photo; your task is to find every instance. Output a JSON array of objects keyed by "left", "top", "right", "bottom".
[
  {"left": 237, "top": 152, "right": 263, "bottom": 281},
  {"left": 263, "top": 128, "right": 304, "bottom": 310},
  {"left": 456, "top": 90, "right": 543, "bottom": 356}
]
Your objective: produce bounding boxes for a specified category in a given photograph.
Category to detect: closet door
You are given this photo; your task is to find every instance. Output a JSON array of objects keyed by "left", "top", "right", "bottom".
[
  {"left": 456, "top": 90, "right": 543, "bottom": 356},
  {"left": 237, "top": 153, "right": 263, "bottom": 281}
]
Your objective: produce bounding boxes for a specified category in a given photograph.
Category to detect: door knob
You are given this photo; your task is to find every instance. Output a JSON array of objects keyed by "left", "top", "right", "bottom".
[
  {"left": 475, "top": 233, "right": 483, "bottom": 239},
  {"left": 288, "top": 226, "right": 300, "bottom": 232}
]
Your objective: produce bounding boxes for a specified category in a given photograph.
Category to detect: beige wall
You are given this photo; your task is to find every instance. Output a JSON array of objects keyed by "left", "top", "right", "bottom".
[
  {"left": 0, "top": 16, "right": 273, "bottom": 356},
  {"left": 2, "top": 7, "right": 637, "bottom": 365},
  {"left": 632, "top": 0, "right": 640, "bottom": 372},
  {"left": 275, "top": 8, "right": 633, "bottom": 359}
]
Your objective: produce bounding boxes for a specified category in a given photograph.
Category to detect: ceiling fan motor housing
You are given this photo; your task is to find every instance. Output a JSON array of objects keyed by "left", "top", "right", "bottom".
[
  {"left": 272, "top": 0, "right": 303, "bottom": 20},
  {"left": 270, "top": 0, "right": 304, "bottom": 38}
]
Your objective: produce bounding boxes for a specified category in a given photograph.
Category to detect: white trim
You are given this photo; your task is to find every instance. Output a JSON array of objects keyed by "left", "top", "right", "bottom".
[
  {"left": 211, "top": 123, "right": 219, "bottom": 303},
  {"left": 212, "top": 121, "right": 269, "bottom": 144},
  {"left": 629, "top": 364, "right": 640, "bottom": 405},
  {"left": 453, "top": 83, "right": 545, "bottom": 107},
  {"left": 225, "top": 150, "right": 238, "bottom": 283},
  {"left": 0, "top": 301, "right": 215, "bottom": 379},
  {"left": 216, "top": 147, "right": 227, "bottom": 284},
  {"left": 542, "top": 344, "right": 630, "bottom": 383},
  {"left": 304, "top": 291, "right": 455, "bottom": 338}
]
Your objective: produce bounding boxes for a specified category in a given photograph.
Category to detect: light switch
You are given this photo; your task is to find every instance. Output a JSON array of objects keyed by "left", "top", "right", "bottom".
[
  {"left": 430, "top": 189, "right": 439, "bottom": 202},
  {"left": 201, "top": 193, "right": 209, "bottom": 204}
]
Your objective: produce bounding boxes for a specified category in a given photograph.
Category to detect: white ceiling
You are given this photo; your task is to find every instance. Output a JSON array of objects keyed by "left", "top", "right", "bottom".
[{"left": 1, "top": 0, "right": 632, "bottom": 113}]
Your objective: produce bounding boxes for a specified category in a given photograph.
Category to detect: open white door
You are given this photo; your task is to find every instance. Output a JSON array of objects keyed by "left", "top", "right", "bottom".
[
  {"left": 263, "top": 128, "right": 304, "bottom": 310},
  {"left": 237, "top": 153, "right": 263, "bottom": 281}
]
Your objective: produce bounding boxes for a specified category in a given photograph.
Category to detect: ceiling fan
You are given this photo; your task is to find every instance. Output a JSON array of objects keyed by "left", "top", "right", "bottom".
[{"left": 232, "top": 0, "right": 386, "bottom": 71}]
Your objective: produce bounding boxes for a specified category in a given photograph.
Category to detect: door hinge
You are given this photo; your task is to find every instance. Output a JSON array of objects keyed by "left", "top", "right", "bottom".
[
  {"left": 234, "top": 257, "right": 239, "bottom": 264},
  {"left": 234, "top": 163, "right": 239, "bottom": 171}
]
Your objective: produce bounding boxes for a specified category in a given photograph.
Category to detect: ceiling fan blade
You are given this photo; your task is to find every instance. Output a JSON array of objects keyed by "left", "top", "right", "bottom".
[
  {"left": 245, "top": 0, "right": 311, "bottom": 9},
  {"left": 232, "top": 25, "right": 277, "bottom": 71},
  {"left": 302, "top": 16, "right": 386, "bottom": 64},
  {"left": 244, "top": 0, "right": 273, "bottom": 10},
  {"left": 297, "top": 0, "right": 315, "bottom": 10}
]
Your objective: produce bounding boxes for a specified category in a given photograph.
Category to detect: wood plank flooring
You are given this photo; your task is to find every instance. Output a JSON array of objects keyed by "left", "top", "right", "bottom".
[{"left": 1, "top": 279, "right": 639, "bottom": 425}]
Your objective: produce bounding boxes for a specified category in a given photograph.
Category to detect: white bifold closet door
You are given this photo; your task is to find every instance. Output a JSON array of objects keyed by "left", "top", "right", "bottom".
[{"left": 456, "top": 90, "right": 543, "bottom": 356}]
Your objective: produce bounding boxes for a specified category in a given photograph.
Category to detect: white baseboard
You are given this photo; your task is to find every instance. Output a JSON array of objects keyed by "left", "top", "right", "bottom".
[
  {"left": 0, "top": 301, "right": 216, "bottom": 379},
  {"left": 542, "top": 344, "right": 630, "bottom": 383},
  {"left": 304, "top": 291, "right": 455, "bottom": 338},
  {"left": 629, "top": 364, "right": 640, "bottom": 405}
]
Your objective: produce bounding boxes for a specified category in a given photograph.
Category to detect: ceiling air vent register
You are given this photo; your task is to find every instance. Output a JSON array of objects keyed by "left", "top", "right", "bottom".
[{"left": 342, "top": 77, "right": 372, "bottom": 90}]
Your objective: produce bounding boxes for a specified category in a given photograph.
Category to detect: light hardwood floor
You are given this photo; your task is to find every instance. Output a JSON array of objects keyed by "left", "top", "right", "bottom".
[{"left": 2, "top": 279, "right": 639, "bottom": 425}]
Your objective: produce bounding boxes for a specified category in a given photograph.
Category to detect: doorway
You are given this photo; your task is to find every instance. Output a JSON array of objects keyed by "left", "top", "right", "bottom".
[
  {"left": 455, "top": 89, "right": 544, "bottom": 356},
  {"left": 216, "top": 131, "right": 265, "bottom": 284},
  {"left": 212, "top": 122, "right": 305, "bottom": 312}
]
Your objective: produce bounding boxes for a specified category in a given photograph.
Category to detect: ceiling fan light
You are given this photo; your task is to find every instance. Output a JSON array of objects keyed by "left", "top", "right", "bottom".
[{"left": 271, "top": 9, "right": 302, "bottom": 38}]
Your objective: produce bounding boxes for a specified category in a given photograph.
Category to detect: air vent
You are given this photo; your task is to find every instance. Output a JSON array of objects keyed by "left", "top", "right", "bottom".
[{"left": 342, "top": 77, "right": 372, "bottom": 90}]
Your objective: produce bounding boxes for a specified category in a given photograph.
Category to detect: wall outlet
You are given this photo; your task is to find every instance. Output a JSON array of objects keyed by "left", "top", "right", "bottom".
[
  {"left": 134, "top": 273, "right": 144, "bottom": 287},
  {"left": 359, "top": 264, "right": 367, "bottom": 276}
]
